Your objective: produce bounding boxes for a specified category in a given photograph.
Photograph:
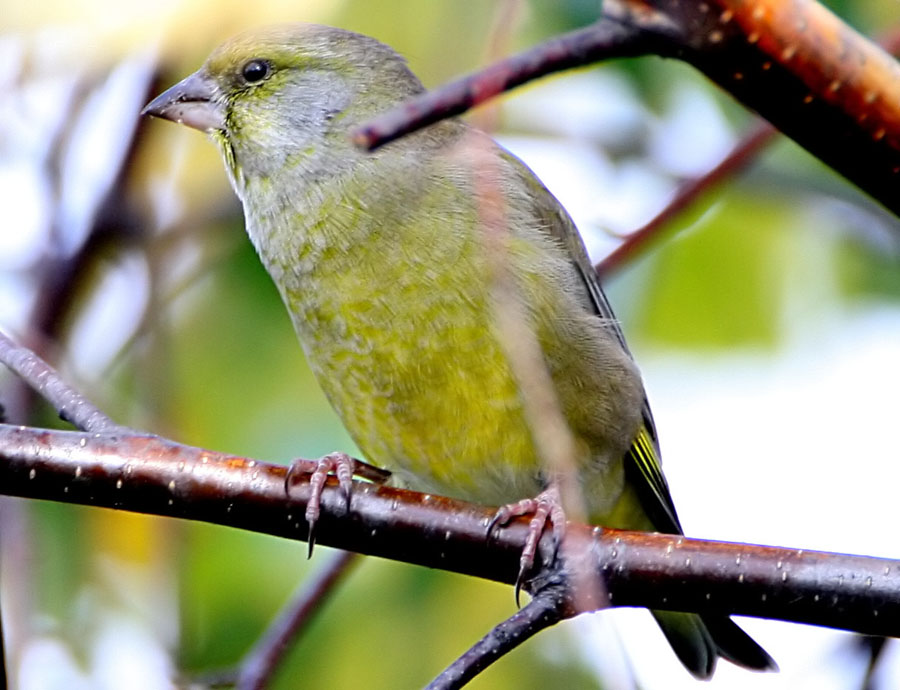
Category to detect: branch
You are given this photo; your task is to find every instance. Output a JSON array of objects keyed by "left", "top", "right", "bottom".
[
  {"left": 596, "top": 120, "right": 778, "bottom": 277},
  {"left": 236, "top": 550, "right": 361, "bottom": 690},
  {"left": 351, "top": 19, "right": 660, "bottom": 150},
  {"left": 0, "top": 330, "right": 126, "bottom": 434},
  {"left": 1, "top": 422, "right": 898, "bottom": 638},
  {"left": 427, "top": 587, "right": 567, "bottom": 690},
  {"left": 647, "top": 0, "right": 900, "bottom": 217},
  {"left": 355, "top": 1, "right": 900, "bottom": 216}
]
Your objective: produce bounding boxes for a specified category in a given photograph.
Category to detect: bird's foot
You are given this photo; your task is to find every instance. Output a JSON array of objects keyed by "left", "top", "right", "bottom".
[
  {"left": 285, "top": 452, "right": 390, "bottom": 557},
  {"left": 488, "top": 485, "right": 567, "bottom": 605}
]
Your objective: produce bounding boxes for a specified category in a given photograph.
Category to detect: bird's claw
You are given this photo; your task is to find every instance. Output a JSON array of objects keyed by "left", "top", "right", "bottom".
[
  {"left": 488, "top": 486, "right": 567, "bottom": 606},
  {"left": 285, "top": 452, "right": 356, "bottom": 558}
]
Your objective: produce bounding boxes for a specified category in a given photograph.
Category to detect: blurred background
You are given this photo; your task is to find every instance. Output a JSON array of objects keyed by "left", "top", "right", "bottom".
[{"left": 2, "top": 0, "right": 900, "bottom": 688}]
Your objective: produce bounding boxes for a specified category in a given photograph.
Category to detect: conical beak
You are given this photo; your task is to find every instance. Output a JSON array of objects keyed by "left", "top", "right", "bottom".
[{"left": 142, "top": 70, "right": 225, "bottom": 132}]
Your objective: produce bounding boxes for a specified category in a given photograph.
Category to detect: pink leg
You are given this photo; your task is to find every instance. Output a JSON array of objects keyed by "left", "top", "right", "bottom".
[
  {"left": 285, "top": 452, "right": 377, "bottom": 557},
  {"left": 488, "top": 485, "right": 567, "bottom": 604}
]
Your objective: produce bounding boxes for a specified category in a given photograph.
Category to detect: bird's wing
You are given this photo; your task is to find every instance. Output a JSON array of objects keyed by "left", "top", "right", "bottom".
[
  {"left": 569, "top": 231, "right": 683, "bottom": 535},
  {"left": 508, "top": 149, "right": 684, "bottom": 534}
]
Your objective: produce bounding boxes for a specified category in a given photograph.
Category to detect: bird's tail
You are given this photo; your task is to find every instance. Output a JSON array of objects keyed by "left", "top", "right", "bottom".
[{"left": 652, "top": 610, "right": 777, "bottom": 679}]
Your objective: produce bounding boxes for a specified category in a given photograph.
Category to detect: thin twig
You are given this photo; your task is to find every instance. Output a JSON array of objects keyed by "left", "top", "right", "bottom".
[
  {"left": 352, "top": 19, "right": 657, "bottom": 151},
  {"left": 0, "top": 602, "right": 7, "bottom": 690},
  {"left": 236, "top": 550, "right": 361, "bottom": 690},
  {"left": 857, "top": 635, "right": 889, "bottom": 690},
  {"left": 0, "top": 331, "right": 127, "bottom": 434},
  {"left": 596, "top": 120, "right": 778, "bottom": 277},
  {"left": 426, "top": 585, "right": 567, "bottom": 690}
]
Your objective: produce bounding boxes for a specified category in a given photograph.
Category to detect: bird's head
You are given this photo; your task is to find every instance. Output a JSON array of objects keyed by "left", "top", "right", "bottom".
[{"left": 144, "top": 24, "right": 425, "bottom": 189}]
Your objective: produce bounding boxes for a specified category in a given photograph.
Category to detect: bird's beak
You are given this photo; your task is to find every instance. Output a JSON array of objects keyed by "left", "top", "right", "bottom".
[{"left": 142, "top": 70, "right": 225, "bottom": 132}]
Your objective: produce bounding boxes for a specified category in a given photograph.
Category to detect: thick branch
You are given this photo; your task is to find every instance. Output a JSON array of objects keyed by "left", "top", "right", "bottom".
[
  {"left": 1, "top": 423, "right": 898, "bottom": 637},
  {"left": 626, "top": 0, "right": 900, "bottom": 216}
]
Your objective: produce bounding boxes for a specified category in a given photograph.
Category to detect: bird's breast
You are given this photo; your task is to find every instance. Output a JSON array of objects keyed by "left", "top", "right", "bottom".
[
  {"left": 241, "top": 162, "right": 638, "bottom": 514},
  {"left": 283, "top": 235, "right": 551, "bottom": 505}
]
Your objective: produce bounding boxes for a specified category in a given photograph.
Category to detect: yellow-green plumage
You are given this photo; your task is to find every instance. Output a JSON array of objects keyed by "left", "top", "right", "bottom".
[
  {"left": 271, "top": 147, "right": 642, "bottom": 514},
  {"left": 144, "top": 23, "right": 774, "bottom": 678}
]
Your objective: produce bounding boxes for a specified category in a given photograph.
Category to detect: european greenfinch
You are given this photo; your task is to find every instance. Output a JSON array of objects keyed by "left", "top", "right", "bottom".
[{"left": 144, "top": 23, "right": 775, "bottom": 678}]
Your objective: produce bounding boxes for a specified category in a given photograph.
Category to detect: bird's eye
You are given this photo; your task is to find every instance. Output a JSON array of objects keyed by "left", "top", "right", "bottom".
[{"left": 241, "top": 59, "right": 270, "bottom": 84}]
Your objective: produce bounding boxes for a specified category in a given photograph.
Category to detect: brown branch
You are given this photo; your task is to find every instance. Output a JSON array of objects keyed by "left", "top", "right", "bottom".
[
  {"left": 596, "top": 120, "right": 778, "bottom": 277},
  {"left": 30, "top": 69, "right": 161, "bottom": 344},
  {"left": 355, "top": 1, "right": 900, "bottom": 216},
  {"left": 352, "top": 19, "right": 662, "bottom": 150},
  {"left": 1, "top": 422, "right": 898, "bottom": 639},
  {"left": 236, "top": 550, "right": 361, "bottom": 690},
  {"left": 636, "top": 0, "right": 900, "bottom": 216},
  {"left": 0, "top": 331, "right": 126, "bottom": 434},
  {"left": 427, "top": 586, "right": 567, "bottom": 690}
]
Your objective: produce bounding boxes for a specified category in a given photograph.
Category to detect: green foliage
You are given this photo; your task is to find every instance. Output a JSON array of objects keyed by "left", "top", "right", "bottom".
[{"left": 633, "top": 192, "right": 789, "bottom": 349}]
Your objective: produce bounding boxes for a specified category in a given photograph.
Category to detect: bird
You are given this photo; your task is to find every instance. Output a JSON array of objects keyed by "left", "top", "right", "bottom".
[{"left": 143, "top": 23, "right": 775, "bottom": 678}]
